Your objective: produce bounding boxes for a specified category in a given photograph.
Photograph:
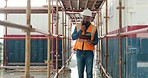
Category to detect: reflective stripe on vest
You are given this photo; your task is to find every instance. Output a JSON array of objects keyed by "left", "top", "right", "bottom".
[{"left": 91, "top": 26, "right": 96, "bottom": 40}]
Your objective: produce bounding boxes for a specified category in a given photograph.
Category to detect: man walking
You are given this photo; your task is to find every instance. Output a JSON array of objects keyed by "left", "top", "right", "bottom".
[{"left": 72, "top": 8, "right": 98, "bottom": 78}]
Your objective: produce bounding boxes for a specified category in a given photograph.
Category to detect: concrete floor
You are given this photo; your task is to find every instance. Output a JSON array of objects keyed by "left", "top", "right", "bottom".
[
  {"left": 0, "top": 70, "right": 47, "bottom": 78},
  {"left": 0, "top": 53, "right": 102, "bottom": 78}
]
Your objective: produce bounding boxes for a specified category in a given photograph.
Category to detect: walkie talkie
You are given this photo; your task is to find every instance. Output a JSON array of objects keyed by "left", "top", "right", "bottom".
[
  {"left": 79, "top": 21, "right": 91, "bottom": 40},
  {"left": 82, "top": 21, "right": 86, "bottom": 34}
]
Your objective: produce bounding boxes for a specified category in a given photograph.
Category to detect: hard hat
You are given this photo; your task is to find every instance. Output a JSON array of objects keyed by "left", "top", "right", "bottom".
[{"left": 82, "top": 8, "right": 92, "bottom": 17}]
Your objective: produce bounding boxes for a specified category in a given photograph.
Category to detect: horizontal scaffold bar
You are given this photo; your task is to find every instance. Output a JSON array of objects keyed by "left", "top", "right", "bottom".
[
  {"left": 0, "top": 20, "right": 34, "bottom": 31},
  {"left": 0, "top": 36, "right": 72, "bottom": 40},
  {"left": 99, "top": 63, "right": 110, "bottom": 78},
  {"left": 100, "top": 27, "right": 148, "bottom": 38},
  {"left": 0, "top": 20, "right": 50, "bottom": 35}
]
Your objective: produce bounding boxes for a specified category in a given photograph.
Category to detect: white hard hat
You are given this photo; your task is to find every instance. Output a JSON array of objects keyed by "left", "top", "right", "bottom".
[{"left": 82, "top": 8, "right": 92, "bottom": 17}]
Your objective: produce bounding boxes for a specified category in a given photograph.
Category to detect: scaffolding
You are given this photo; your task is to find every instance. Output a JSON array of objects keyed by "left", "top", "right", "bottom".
[
  {"left": 0, "top": 0, "right": 72, "bottom": 78},
  {"left": 0, "top": 0, "right": 148, "bottom": 78}
]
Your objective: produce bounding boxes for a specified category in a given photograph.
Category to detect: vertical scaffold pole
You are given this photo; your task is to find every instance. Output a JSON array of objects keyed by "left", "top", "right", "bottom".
[
  {"left": 51, "top": 0, "right": 54, "bottom": 72},
  {"left": 119, "top": 0, "right": 123, "bottom": 78},
  {"left": 99, "top": 11, "right": 103, "bottom": 64},
  {"left": 69, "top": 19, "right": 72, "bottom": 57},
  {"left": 47, "top": 0, "right": 51, "bottom": 78},
  {"left": 96, "top": 12, "right": 98, "bottom": 62},
  {"left": 67, "top": 18, "right": 70, "bottom": 65},
  {"left": 25, "top": 0, "right": 31, "bottom": 78},
  {"left": 105, "top": 0, "right": 109, "bottom": 77},
  {"left": 99, "top": 10, "right": 103, "bottom": 74},
  {"left": 97, "top": 12, "right": 100, "bottom": 63},
  {"left": 62, "top": 9, "right": 66, "bottom": 74},
  {"left": 55, "top": 0, "right": 59, "bottom": 77},
  {"left": 64, "top": 12, "right": 67, "bottom": 64},
  {"left": 4, "top": 0, "right": 8, "bottom": 66}
]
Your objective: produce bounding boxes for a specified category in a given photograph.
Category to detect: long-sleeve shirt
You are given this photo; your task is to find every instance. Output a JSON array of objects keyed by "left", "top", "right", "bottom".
[{"left": 72, "top": 25, "right": 98, "bottom": 45}]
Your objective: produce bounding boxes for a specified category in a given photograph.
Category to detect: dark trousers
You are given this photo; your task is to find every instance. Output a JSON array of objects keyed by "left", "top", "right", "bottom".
[{"left": 76, "top": 50, "right": 94, "bottom": 78}]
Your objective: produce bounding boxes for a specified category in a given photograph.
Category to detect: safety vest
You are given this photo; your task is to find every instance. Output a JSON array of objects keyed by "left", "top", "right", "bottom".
[{"left": 73, "top": 23, "right": 97, "bottom": 51}]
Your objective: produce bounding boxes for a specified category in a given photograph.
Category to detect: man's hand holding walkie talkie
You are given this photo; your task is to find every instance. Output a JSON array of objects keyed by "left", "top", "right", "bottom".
[
  {"left": 79, "top": 25, "right": 93, "bottom": 45},
  {"left": 80, "top": 25, "right": 86, "bottom": 32}
]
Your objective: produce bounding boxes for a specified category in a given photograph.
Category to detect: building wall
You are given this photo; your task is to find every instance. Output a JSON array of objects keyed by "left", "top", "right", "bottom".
[
  {"left": 127, "top": 0, "right": 148, "bottom": 25},
  {"left": 99, "top": 0, "right": 148, "bottom": 77},
  {"left": 3, "top": 12, "right": 70, "bottom": 66},
  {"left": 5, "top": 12, "right": 69, "bottom": 36},
  {"left": 100, "top": 0, "right": 148, "bottom": 34}
]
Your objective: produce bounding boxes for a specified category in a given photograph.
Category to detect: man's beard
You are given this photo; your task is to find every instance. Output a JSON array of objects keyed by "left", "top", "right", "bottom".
[{"left": 82, "top": 21, "right": 90, "bottom": 25}]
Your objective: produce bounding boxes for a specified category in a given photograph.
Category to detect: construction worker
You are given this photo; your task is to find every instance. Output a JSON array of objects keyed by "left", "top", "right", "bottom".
[{"left": 72, "top": 8, "right": 98, "bottom": 78}]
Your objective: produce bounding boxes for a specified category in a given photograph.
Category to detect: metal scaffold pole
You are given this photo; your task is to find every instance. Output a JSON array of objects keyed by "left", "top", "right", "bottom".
[
  {"left": 118, "top": 0, "right": 123, "bottom": 78},
  {"left": 62, "top": 9, "right": 66, "bottom": 74},
  {"left": 47, "top": 0, "right": 51, "bottom": 78},
  {"left": 51, "top": 0, "right": 54, "bottom": 34},
  {"left": 98, "top": 10, "right": 103, "bottom": 74},
  {"left": 98, "top": 9, "right": 103, "bottom": 74},
  {"left": 55, "top": 0, "right": 59, "bottom": 77},
  {"left": 97, "top": 11, "right": 100, "bottom": 63},
  {"left": 105, "top": 0, "right": 109, "bottom": 77},
  {"left": 51, "top": 0, "right": 55, "bottom": 72},
  {"left": 64, "top": 12, "right": 67, "bottom": 65},
  {"left": 96, "top": 12, "right": 100, "bottom": 60},
  {"left": 69, "top": 19, "right": 72, "bottom": 59},
  {"left": 99, "top": 10, "right": 103, "bottom": 65},
  {"left": 24, "top": 0, "right": 32, "bottom": 78},
  {"left": 4, "top": 0, "right": 8, "bottom": 66},
  {"left": 67, "top": 18, "right": 70, "bottom": 65}
]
